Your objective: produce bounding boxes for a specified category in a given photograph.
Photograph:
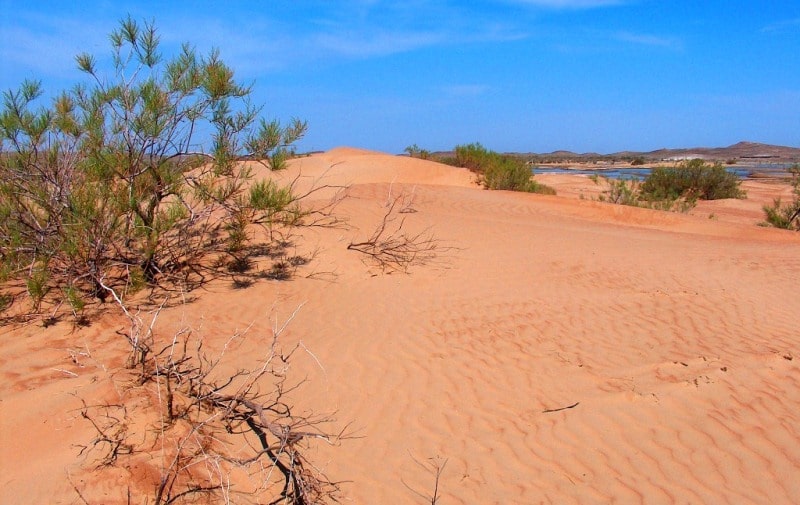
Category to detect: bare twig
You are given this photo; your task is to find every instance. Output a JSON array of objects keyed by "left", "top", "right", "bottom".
[
  {"left": 542, "top": 401, "right": 580, "bottom": 413},
  {"left": 402, "top": 454, "right": 448, "bottom": 504},
  {"left": 348, "top": 192, "right": 440, "bottom": 272},
  {"left": 74, "top": 300, "right": 344, "bottom": 504}
]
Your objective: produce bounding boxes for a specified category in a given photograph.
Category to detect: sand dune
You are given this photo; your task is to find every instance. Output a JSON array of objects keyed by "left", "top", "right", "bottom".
[{"left": 1, "top": 149, "right": 799, "bottom": 503}]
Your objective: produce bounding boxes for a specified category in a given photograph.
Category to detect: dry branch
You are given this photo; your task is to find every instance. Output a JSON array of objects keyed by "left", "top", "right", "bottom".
[
  {"left": 348, "top": 192, "right": 440, "bottom": 272},
  {"left": 75, "top": 301, "right": 345, "bottom": 504},
  {"left": 402, "top": 454, "right": 448, "bottom": 505}
]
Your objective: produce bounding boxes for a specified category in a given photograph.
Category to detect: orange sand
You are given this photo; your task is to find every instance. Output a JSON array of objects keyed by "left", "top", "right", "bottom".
[{"left": 2, "top": 148, "right": 799, "bottom": 503}]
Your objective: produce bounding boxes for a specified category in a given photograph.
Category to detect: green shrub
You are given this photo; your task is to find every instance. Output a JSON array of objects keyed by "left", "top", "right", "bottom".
[
  {"left": 639, "top": 159, "right": 745, "bottom": 202},
  {"left": 452, "top": 142, "right": 491, "bottom": 171},
  {"left": 64, "top": 285, "right": 86, "bottom": 316},
  {"left": 526, "top": 179, "right": 558, "bottom": 195},
  {"left": 598, "top": 178, "right": 641, "bottom": 206},
  {"left": 483, "top": 156, "right": 531, "bottom": 191},
  {"left": 404, "top": 144, "right": 431, "bottom": 159},
  {"left": 0, "top": 17, "right": 307, "bottom": 316},
  {"left": 762, "top": 165, "right": 800, "bottom": 230},
  {"left": 25, "top": 267, "right": 49, "bottom": 312},
  {"left": 451, "top": 143, "right": 555, "bottom": 194},
  {"left": 596, "top": 175, "right": 700, "bottom": 213}
]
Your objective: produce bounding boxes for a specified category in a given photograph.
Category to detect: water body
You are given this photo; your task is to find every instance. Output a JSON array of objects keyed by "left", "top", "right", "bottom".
[{"left": 532, "top": 164, "right": 793, "bottom": 180}]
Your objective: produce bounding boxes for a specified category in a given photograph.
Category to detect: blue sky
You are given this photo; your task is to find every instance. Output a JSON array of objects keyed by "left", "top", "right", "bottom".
[{"left": 1, "top": 0, "right": 799, "bottom": 154}]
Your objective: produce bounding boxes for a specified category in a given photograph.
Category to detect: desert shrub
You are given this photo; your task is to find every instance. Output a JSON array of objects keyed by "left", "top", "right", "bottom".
[
  {"left": 483, "top": 156, "right": 532, "bottom": 191},
  {"left": 454, "top": 142, "right": 494, "bottom": 171},
  {"left": 404, "top": 144, "right": 431, "bottom": 159},
  {"left": 597, "top": 178, "right": 641, "bottom": 206},
  {"left": 593, "top": 160, "right": 745, "bottom": 213},
  {"left": 762, "top": 165, "right": 800, "bottom": 230},
  {"left": 452, "top": 143, "right": 555, "bottom": 194},
  {"left": 639, "top": 159, "right": 745, "bottom": 202},
  {"left": 526, "top": 179, "right": 558, "bottom": 195},
  {"left": 594, "top": 174, "right": 699, "bottom": 213},
  {"left": 0, "top": 17, "right": 307, "bottom": 314},
  {"left": 630, "top": 157, "right": 646, "bottom": 166}
]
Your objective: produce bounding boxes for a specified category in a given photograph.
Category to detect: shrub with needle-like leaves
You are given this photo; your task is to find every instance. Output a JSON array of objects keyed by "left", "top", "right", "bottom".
[{"left": 0, "top": 17, "right": 307, "bottom": 315}]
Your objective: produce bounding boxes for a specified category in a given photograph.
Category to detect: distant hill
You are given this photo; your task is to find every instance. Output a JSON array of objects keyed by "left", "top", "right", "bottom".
[
  {"left": 530, "top": 141, "right": 800, "bottom": 162},
  {"left": 428, "top": 142, "right": 800, "bottom": 163}
]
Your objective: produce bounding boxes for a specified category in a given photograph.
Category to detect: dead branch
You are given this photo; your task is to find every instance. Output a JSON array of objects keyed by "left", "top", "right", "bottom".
[
  {"left": 348, "top": 192, "right": 440, "bottom": 273},
  {"left": 75, "top": 399, "right": 132, "bottom": 468},
  {"left": 73, "top": 301, "right": 345, "bottom": 504},
  {"left": 542, "top": 401, "right": 580, "bottom": 413}
]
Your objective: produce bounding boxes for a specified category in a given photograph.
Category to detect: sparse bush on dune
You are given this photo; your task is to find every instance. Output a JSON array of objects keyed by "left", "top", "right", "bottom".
[
  {"left": 404, "top": 143, "right": 431, "bottom": 159},
  {"left": 450, "top": 142, "right": 556, "bottom": 194},
  {"left": 596, "top": 177, "right": 641, "bottom": 206},
  {"left": 639, "top": 159, "right": 745, "bottom": 202},
  {"left": 762, "top": 165, "right": 800, "bottom": 230},
  {"left": 595, "top": 159, "right": 745, "bottom": 212},
  {"left": 0, "top": 16, "right": 308, "bottom": 317}
]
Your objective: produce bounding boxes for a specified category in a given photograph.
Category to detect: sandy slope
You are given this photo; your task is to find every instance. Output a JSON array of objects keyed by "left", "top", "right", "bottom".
[{"left": 1, "top": 149, "right": 799, "bottom": 504}]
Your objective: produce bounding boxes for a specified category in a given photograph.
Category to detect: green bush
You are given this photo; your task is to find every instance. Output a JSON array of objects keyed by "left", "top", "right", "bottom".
[
  {"left": 483, "top": 156, "right": 531, "bottom": 191},
  {"left": 594, "top": 160, "right": 743, "bottom": 213},
  {"left": 451, "top": 143, "right": 555, "bottom": 194},
  {"left": 0, "top": 17, "right": 307, "bottom": 315},
  {"left": 597, "top": 178, "right": 641, "bottom": 206},
  {"left": 454, "top": 142, "right": 493, "bottom": 171},
  {"left": 639, "top": 159, "right": 745, "bottom": 202},
  {"left": 762, "top": 165, "right": 800, "bottom": 230},
  {"left": 404, "top": 144, "right": 431, "bottom": 159}
]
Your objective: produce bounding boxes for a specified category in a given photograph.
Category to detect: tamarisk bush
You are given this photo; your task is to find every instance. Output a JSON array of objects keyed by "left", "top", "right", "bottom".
[
  {"left": 0, "top": 17, "right": 307, "bottom": 314},
  {"left": 452, "top": 142, "right": 555, "bottom": 194}
]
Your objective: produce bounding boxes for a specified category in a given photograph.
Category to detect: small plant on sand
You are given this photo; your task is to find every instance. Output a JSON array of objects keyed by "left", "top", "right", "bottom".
[
  {"left": 762, "top": 165, "right": 800, "bottom": 230},
  {"left": 596, "top": 177, "right": 641, "bottom": 206},
  {"left": 0, "top": 17, "right": 308, "bottom": 317}
]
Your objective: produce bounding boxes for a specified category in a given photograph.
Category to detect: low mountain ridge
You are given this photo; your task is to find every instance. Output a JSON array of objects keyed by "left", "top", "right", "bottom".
[{"left": 536, "top": 141, "right": 800, "bottom": 162}]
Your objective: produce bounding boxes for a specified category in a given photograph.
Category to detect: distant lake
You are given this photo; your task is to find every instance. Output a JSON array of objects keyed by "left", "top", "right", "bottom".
[{"left": 532, "top": 163, "right": 794, "bottom": 180}]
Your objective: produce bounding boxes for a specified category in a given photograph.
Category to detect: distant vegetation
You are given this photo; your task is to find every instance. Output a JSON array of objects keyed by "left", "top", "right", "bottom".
[
  {"left": 404, "top": 143, "right": 431, "bottom": 160},
  {"left": 408, "top": 142, "right": 555, "bottom": 194},
  {"left": 639, "top": 159, "right": 745, "bottom": 201},
  {"left": 762, "top": 165, "right": 800, "bottom": 230},
  {"left": 452, "top": 143, "right": 556, "bottom": 193},
  {"left": 595, "top": 159, "right": 746, "bottom": 211}
]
